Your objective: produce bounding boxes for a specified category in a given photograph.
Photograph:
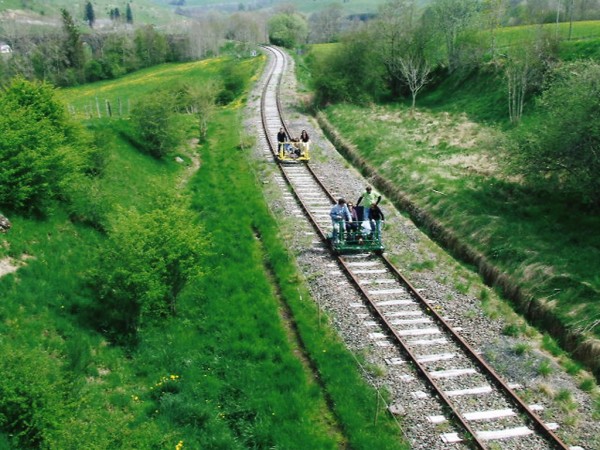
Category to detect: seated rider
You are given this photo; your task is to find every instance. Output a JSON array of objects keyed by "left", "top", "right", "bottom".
[
  {"left": 290, "top": 137, "right": 301, "bottom": 157},
  {"left": 346, "top": 203, "right": 359, "bottom": 233},
  {"left": 330, "top": 198, "right": 352, "bottom": 242}
]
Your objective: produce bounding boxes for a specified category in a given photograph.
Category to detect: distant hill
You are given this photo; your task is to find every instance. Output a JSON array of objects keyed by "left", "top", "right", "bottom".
[
  {"left": 0, "top": 0, "right": 184, "bottom": 29},
  {"left": 0, "top": 0, "right": 392, "bottom": 29}
]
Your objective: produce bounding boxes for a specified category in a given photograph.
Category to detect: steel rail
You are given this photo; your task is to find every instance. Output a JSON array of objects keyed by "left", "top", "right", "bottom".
[
  {"left": 258, "top": 44, "right": 571, "bottom": 450},
  {"left": 379, "top": 253, "right": 570, "bottom": 449}
]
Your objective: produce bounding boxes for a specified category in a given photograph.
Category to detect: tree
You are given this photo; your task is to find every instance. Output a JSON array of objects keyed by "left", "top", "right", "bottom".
[
  {"left": 395, "top": 49, "right": 431, "bottom": 109},
  {"left": 131, "top": 90, "right": 183, "bottom": 158},
  {"left": 374, "top": 0, "right": 432, "bottom": 106},
  {"left": 134, "top": 25, "right": 168, "bottom": 68},
  {"left": 503, "top": 32, "right": 557, "bottom": 123},
  {"left": 227, "top": 12, "right": 262, "bottom": 49},
  {"left": 109, "top": 8, "right": 121, "bottom": 22},
  {"left": 374, "top": 0, "right": 415, "bottom": 96},
  {"left": 61, "top": 8, "right": 85, "bottom": 83},
  {"left": 312, "top": 27, "right": 386, "bottom": 105},
  {"left": 481, "top": 0, "right": 507, "bottom": 59},
  {"left": 126, "top": 3, "right": 133, "bottom": 24},
  {"left": 187, "top": 12, "right": 226, "bottom": 59},
  {"left": 0, "top": 78, "right": 90, "bottom": 212},
  {"left": 427, "top": 0, "right": 479, "bottom": 72},
  {"left": 193, "top": 81, "right": 220, "bottom": 142},
  {"left": 308, "top": 4, "right": 344, "bottom": 43},
  {"left": 88, "top": 198, "right": 207, "bottom": 343},
  {"left": 512, "top": 60, "right": 600, "bottom": 206},
  {"left": 84, "top": 1, "right": 95, "bottom": 28},
  {"left": 267, "top": 13, "right": 309, "bottom": 48}
]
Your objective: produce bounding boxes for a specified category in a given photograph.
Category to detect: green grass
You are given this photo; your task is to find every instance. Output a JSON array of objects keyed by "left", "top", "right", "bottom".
[
  {"left": 493, "top": 20, "right": 600, "bottom": 47},
  {"left": 59, "top": 57, "right": 256, "bottom": 119},
  {"left": 538, "top": 359, "right": 554, "bottom": 377}
]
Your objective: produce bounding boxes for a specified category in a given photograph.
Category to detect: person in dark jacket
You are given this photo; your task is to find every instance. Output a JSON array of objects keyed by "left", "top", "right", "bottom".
[
  {"left": 368, "top": 202, "right": 385, "bottom": 237},
  {"left": 277, "top": 128, "right": 287, "bottom": 153}
]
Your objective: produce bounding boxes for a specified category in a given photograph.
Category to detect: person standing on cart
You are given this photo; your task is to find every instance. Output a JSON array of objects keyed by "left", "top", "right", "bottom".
[
  {"left": 368, "top": 202, "right": 385, "bottom": 237},
  {"left": 356, "top": 186, "right": 381, "bottom": 222},
  {"left": 277, "top": 128, "right": 287, "bottom": 154},
  {"left": 300, "top": 130, "right": 310, "bottom": 155}
]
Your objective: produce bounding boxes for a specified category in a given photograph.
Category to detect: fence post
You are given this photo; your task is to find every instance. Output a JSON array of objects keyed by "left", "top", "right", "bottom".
[{"left": 95, "top": 96, "right": 101, "bottom": 118}]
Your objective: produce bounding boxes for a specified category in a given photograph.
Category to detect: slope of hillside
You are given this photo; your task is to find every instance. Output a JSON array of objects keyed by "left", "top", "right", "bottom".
[{"left": 0, "top": 0, "right": 183, "bottom": 28}]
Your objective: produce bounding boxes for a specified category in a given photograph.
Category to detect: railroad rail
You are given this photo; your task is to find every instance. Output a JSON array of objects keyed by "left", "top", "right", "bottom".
[{"left": 257, "top": 45, "right": 579, "bottom": 450}]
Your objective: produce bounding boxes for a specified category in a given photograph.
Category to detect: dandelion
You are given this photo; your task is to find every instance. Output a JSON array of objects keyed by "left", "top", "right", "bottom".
[{"left": 175, "top": 440, "right": 184, "bottom": 450}]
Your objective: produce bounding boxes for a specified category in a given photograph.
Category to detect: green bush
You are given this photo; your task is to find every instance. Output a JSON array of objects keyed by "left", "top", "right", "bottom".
[
  {"left": 88, "top": 196, "right": 207, "bottom": 343},
  {"left": 0, "top": 345, "right": 66, "bottom": 448},
  {"left": 512, "top": 60, "right": 600, "bottom": 207},
  {"left": 0, "top": 78, "right": 92, "bottom": 213},
  {"left": 130, "top": 90, "right": 183, "bottom": 158},
  {"left": 217, "top": 62, "right": 248, "bottom": 105},
  {"left": 267, "top": 13, "right": 309, "bottom": 49}
]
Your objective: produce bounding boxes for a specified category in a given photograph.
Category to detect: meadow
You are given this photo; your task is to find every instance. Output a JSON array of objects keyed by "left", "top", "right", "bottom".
[{"left": 0, "top": 56, "right": 407, "bottom": 448}]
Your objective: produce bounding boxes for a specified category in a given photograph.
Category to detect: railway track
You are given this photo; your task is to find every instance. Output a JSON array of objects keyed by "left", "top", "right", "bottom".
[{"left": 256, "top": 45, "right": 583, "bottom": 450}]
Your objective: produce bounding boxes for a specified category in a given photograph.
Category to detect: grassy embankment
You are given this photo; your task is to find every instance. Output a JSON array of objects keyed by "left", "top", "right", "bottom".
[
  {"left": 304, "top": 21, "right": 600, "bottom": 379},
  {"left": 0, "top": 57, "right": 407, "bottom": 448}
]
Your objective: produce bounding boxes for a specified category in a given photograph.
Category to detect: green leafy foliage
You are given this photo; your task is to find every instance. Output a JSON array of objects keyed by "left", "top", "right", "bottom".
[
  {"left": 310, "top": 29, "right": 387, "bottom": 105},
  {"left": 268, "top": 13, "right": 309, "bottom": 48},
  {"left": 130, "top": 90, "right": 184, "bottom": 158},
  {"left": 0, "top": 344, "right": 66, "bottom": 448},
  {"left": 0, "top": 78, "right": 93, "bottom": 213},
  {"left": 216, "top": 61, "right": 248, "bottom": 105},
  {"left": 88, "top": 196, "right": 207, "bottom": 343},
  {"left": 512, "top": 60, "right": 600, "bottom": 206},
  {"left": 134, "top": 25, "right": 168, "bottom": 67}
]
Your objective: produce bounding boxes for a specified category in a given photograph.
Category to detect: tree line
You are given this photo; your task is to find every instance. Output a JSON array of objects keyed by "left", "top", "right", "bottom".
[{"left": 0, "top": 5, "right": 269, "bottom": 88}]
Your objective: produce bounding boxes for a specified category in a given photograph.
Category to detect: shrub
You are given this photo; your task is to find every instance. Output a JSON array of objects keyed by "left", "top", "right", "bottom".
[
  {"left": 130, "top": 90, "right": 183, "bottom": 158},
  {"left": 512, "top": 60, "right": 600, "bottom": 207},
  {"left": 217, "top": 62, "right": 247, "bottom": 105},
  {"left": 88, "top": 196, "right": 207, "bottom": 343},
  {"left": 0, "top": 345, "right": 66, "bottom": 448},
  {"left": 0, "top": 78, "right": 92, "bottom": 213}
]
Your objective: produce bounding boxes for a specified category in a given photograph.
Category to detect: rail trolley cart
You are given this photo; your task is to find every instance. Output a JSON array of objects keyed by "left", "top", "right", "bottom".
[
  {"left": 328, "top": 205, "right": 384, "bottom": 254},
  {"left": 277, "top": 140, "right": 310, "bottom": 163}
]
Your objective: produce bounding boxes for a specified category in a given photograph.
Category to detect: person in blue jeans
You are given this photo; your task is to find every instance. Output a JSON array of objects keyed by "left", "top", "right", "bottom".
[
  {"left": 330, "top": 198, "right": 352, "bottom": 242},
  {"left": 368, "top": 202, "right": 385, "bottom": 237},
  {"left": 356, "top": 186, "right": 381, "bottom": 222}
]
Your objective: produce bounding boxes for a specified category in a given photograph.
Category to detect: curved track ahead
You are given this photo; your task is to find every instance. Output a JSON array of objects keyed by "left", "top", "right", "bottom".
[{"left": 257, "top": 45, "right": 575, "bottom": 450}]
